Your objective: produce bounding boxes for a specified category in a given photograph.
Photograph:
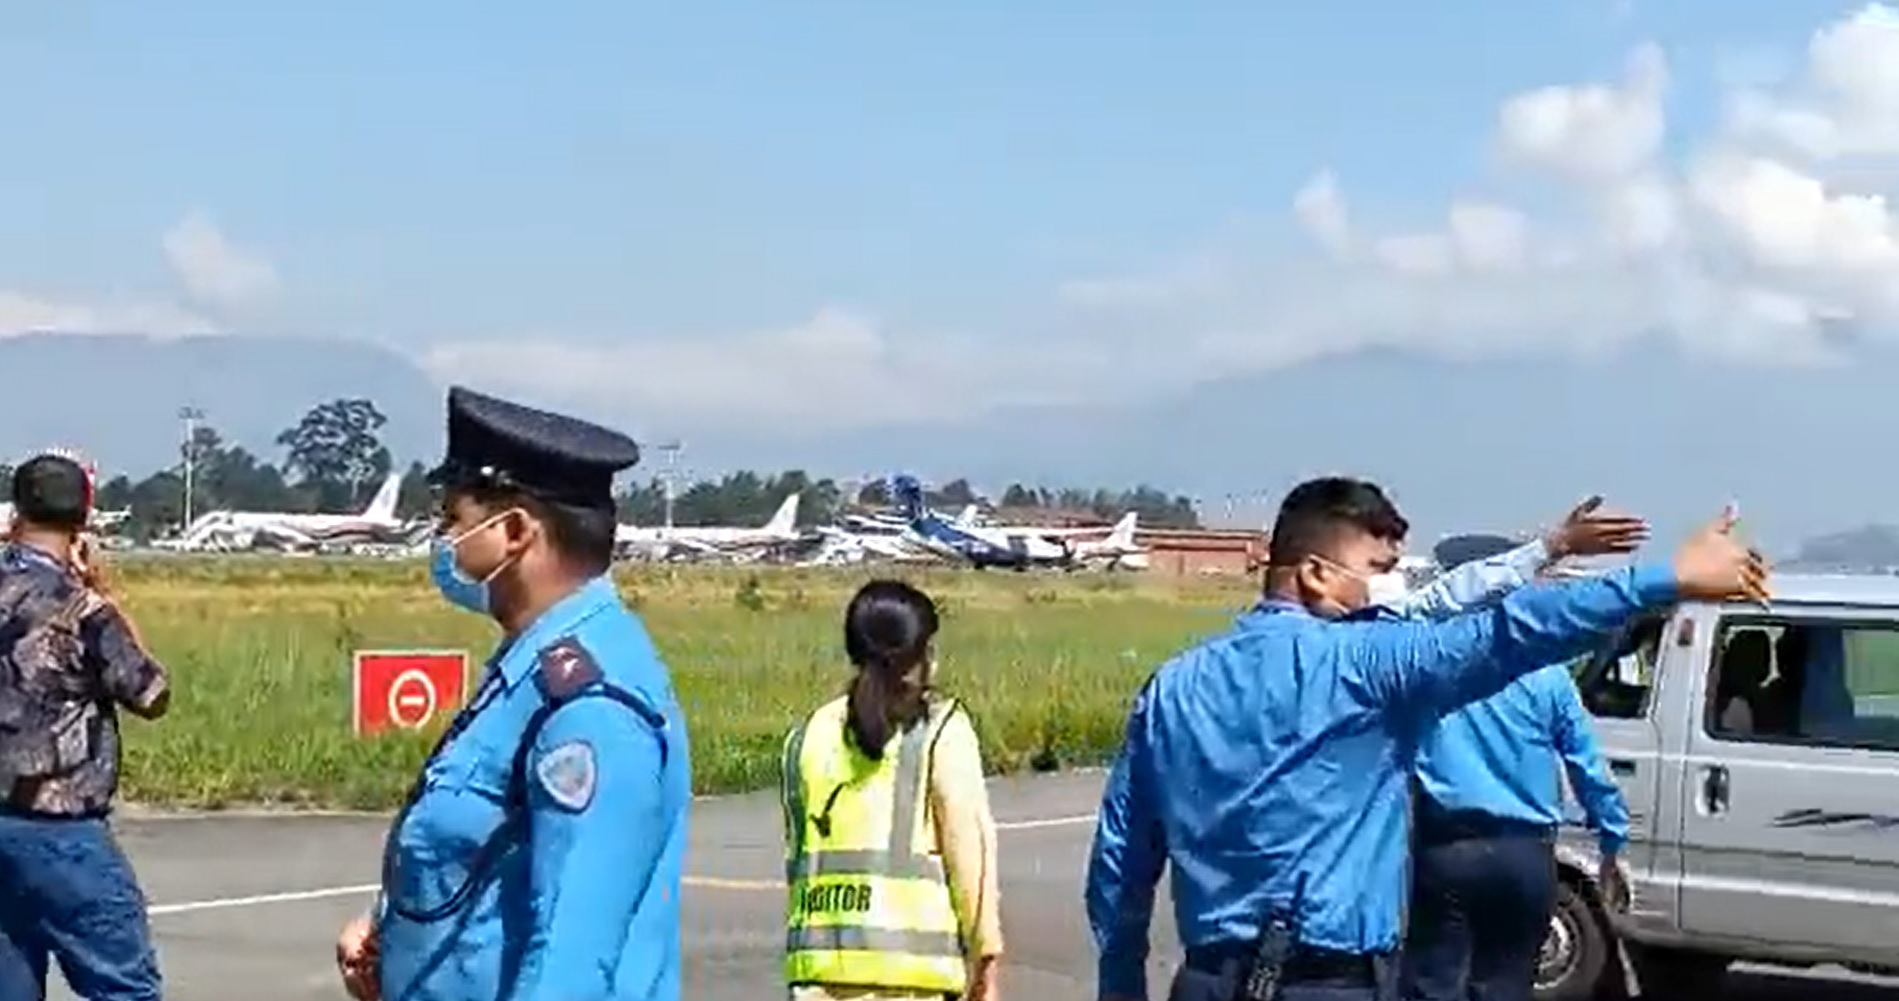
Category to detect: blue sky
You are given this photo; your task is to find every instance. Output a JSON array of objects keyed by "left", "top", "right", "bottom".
[
  {"left": 6, "top": 1, "right": 1899, "bottom": 539},
  {"left": 0, "top": 0, "right": 1845, "bottom": 336}
]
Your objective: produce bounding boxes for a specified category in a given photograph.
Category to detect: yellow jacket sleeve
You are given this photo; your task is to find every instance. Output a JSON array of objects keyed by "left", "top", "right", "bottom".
[{"left": 928, "top": 708, "right": 1004, "bottom": 959}]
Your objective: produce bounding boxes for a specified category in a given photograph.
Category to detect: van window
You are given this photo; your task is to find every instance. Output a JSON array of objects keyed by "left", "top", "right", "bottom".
[
  {"left": 1705, "top": 616, "right": 1899, "bottom": 751},
  {"left": 1578, "top": 613, "right": 1667, "bottom": 719}
]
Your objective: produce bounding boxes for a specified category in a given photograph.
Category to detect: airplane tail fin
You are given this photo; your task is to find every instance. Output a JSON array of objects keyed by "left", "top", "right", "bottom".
[
  {"left": 763, "top": 493, "right": 800, "bottom": 535},
  {"left": 954, "top": 504, "right": 978, "bottom": 526},
  {"left": 888, "top": 474, "right": 927, "bottom": 523},
  {"left": 363, "top": 473, "right": 402, "bottom": 521},
  {"left": 1107, "top": 511, "right": 1139, "bottom": 548}
]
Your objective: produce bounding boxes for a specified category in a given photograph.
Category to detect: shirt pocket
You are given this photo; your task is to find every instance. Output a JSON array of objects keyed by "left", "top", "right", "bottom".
[{"left": 391, "top": 728, "right": 519, "bottom": 919}]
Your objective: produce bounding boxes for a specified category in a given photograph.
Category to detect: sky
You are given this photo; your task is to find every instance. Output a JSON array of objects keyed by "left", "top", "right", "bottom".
[{"left": 7, "top": 1, "right": 1899, "bottom": 537}]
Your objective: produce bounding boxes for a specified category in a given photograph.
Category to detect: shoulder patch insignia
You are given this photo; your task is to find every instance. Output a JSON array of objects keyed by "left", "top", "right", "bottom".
[
  {"left": 535, "top": 740, "right": 598, "bottom": 812},
  {"left": 535, "top": 637, "right": 602, "bottom": 701}
]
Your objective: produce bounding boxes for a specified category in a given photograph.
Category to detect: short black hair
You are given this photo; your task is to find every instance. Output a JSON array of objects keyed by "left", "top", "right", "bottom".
[
  {"left": 10, "top": 454, "right": 92, "bottom": 531},
  {"left": 1266, "top": 476, "right": 1410, "bottom": 569},
  {"left": 456, "top": 485, "right": 616, "bottom": 577}
]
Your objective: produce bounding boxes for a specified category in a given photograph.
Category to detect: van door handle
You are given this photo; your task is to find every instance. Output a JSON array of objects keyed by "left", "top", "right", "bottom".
[
  {"left": 1608, "top": 758, "right": 1636, "bottom": 776},
  {"left": 1702, "top": 764, "right": 1730, "bottom": 814}
]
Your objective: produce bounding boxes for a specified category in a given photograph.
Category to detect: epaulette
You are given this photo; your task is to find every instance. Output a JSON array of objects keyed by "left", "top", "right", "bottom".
[{"left": 533, "top": 637, "right": 603, "bottom": 702}]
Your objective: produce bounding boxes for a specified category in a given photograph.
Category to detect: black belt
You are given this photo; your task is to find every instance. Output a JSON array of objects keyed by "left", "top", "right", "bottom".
[
  {"left": 1413, "top": 799, "right": 1555, "bottom": 846},
  {"left": 1183, "top": 940, "right": 1380, "bottom": 986}
]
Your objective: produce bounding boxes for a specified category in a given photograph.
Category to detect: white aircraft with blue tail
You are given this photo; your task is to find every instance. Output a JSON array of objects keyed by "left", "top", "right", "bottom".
[{"left": 887, "top": 474, "right": 1083, "bottom": 570}]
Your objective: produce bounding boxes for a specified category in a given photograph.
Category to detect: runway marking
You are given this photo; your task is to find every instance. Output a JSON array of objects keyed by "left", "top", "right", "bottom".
[
  {"left": 150, "top": 884, "right": 381, "bottom": 916},
  {"left": 688, "top": 876, "right": 780, "bottom": 892},
  {"left": 145, "top": 813, "right": 1095, "bottom": 916}
]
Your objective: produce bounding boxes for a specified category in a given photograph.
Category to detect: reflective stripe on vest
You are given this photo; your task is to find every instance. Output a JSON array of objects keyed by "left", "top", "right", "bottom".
[{"left": 781, "top": 695, "right": 966, "bottom": 993}]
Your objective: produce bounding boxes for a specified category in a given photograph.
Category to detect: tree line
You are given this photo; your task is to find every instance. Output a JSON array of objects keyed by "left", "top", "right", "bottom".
[{"left": 0, "top": 397, "right": 1204, "bottom": 538}]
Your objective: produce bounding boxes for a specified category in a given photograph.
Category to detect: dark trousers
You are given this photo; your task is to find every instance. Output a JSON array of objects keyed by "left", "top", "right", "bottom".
[
  {"left": 1169, "top": 942, "right": 1396, "bottom": 1001},
  {"left": 1400, "top": 808, "right": 1556, "bottom": 1001},
  {"left": 0, "top": 812, "right": 162, "bottom": 1001}
]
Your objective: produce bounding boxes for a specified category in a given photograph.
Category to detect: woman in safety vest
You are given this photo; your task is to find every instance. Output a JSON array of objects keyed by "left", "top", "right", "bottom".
[{"left": 781, "top": 578, "right": 1003, "bottom": 1001}]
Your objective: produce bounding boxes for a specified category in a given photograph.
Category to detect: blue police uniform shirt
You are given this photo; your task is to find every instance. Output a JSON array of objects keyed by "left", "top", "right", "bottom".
[
  {"left": 1084, "top": 561, "right": 1678, "bottom": 999},
  {"left": 376, "top": 576, "right": 691, "bottom": 1001},
  {"left": 1414, "top": 662, "right": 1631, "bottom": 857},
  {"left": 1390, "top": 543, "right": 1632, "bottom": 857}
]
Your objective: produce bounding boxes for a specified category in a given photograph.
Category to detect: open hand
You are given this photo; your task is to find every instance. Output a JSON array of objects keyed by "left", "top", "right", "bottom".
[
  {"left": 1672, "top": 507, "right": 1770, "bottom": 603},
  {"left": 1546, "top": 496, "right": 1650, "bottom": 560},
  {"left": 336, "top": 912, "right": 380, "bottom": 1001}
]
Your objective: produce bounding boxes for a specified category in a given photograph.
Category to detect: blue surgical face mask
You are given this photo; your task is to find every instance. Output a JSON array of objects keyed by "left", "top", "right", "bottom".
[{"left": 430, "top": 512, "right": 517, "bottom": 615}]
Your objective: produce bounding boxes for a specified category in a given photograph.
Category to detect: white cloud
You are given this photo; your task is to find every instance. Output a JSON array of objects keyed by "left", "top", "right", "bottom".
[
  {"left": 161, "top": 210, "right": 281, "bottom": 314},
  {"left": 423, "top": 307, "right": 1174, "bottom": 432},
  {"left": 427, "top": 4, "right": 1899, "bottom": 429},
  {"left": 1495, "top": 43, "right": 1668, "bottom": 182},
  {"left": 1729, "top": 3, "right": 1899, "bottom": 160},
  {"left": 0, "top": 211, "right": 277, "bottom": 340},
  {"left": 1293, "top": 171, "right": 1352, "bottom": 257},
  {"left": 0, "top": 292, "right": 213, "bottom": 340},
  {"left": 1051, "top": 2, "right": 1899, "bottom": 379}
]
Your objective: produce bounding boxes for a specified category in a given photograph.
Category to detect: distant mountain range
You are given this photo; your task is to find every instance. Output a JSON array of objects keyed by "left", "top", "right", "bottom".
[
  {"left": 5, "top": 331, "right": 1899, "bottom": 548},
  {"left": 0, "top": 334, "right": 443, "bottom": 475},
  {"left": 1784, "top": 525, "right": 1899, "bottom": 572}
]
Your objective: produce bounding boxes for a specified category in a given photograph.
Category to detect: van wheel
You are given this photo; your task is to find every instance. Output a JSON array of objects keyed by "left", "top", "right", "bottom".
[
  {"left": 1627, "top": 945, "right": 1730, "bottom": 997},
  {"left": 1534, "top": 882, "right": 1611, "bottom": 1001}
]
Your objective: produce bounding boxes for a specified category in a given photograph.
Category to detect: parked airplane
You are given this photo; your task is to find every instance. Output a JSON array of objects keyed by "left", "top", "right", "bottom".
[
  {"left": 155, "top": 474, "right": 406, "bottom": 552},
  {"left": 615, "top": 493, "right": 802, "bottom": 561},
  {"left": 1064, "top": 512, "right": 1150, "bottom": 570},
  {"left": 795, "top": 524, "right": 941, "bottom": 566},
  {"left": 841, "top": 503, "right": 979, "bottom": 535},
  {"left": 888, "top": 475, "right": 1075, "bottom": 570},
  {"left": 0, "top": 503, "right": 132, "bottom": 536}
]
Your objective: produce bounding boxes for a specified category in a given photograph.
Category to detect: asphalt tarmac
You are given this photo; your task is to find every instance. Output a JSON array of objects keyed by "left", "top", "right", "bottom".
[{"left": 43, "top": 771, "right": 1899, "bottom": 1001}]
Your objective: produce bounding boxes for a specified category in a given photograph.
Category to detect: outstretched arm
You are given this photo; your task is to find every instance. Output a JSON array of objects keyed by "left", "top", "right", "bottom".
[
  {"left": 1392, "top": 540, "right": 1551, "bottom": 620},
  {"left": 1348, "top": 564, "right": 1680, "bottom": 718},
  {"left": 1397, "top": 496, "right": 1650, "bottom": 620}
]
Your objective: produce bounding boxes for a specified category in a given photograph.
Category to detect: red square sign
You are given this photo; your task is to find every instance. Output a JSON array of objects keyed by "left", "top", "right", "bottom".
[{"left": 352, "top": 650, "right": 470, "bottom": 737}]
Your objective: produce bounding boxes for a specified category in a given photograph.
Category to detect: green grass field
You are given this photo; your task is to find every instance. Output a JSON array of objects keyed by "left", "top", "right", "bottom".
[{"left": 105, "top": 556, "right": 1250, "bottom": 809}]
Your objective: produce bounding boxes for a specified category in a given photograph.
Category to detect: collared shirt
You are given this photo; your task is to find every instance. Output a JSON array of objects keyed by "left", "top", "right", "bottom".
[
  {"left": 1083, "top": 561, "right": 1678, "bottom": 1000},
  {"left": 1414, "top": 662, "right": 1631, "bottom": 856},
  {"left": 0, "top": 542, "right": 167, "bottom": 817},
  {"left": 376, "top": 576, "right": 692, "bottom": 1001},
  {"left": 1400, "top": 541, "right": 1632, "bottom": 856}
]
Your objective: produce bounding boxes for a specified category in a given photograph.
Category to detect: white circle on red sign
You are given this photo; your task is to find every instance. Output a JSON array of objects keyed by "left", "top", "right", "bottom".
[{"left": 386, "top": 669, "right": 440, "bottom": 729}]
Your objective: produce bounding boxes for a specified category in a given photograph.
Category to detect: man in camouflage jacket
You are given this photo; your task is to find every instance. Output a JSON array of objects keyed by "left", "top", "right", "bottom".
[{"left": 0, "top": 453, "right": 170, "bottom": 1001}]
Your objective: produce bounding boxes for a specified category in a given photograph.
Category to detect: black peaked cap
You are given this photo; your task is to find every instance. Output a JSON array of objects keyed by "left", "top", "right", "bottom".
[{"left": 427, "top": 386, "right": 640, "bottom": 512}]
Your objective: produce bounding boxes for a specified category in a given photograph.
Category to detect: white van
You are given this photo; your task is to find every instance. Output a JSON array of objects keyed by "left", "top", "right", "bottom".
[{"left": 1535, "top": 574, "right": 1899, "bottom": 1000}]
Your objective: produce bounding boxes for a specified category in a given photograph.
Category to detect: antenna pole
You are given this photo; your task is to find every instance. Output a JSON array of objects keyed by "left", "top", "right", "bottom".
[
  {"left": 655, "top": 440, "right": 683, "bottom": 531},
  {"left": 177, "top": 405, "right": 205, "bottom": 529}
]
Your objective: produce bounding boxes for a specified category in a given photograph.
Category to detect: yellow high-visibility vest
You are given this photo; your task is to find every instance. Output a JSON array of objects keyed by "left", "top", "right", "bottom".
[{"left": 781, "top": 693, "right": 967, "bottom": 993}]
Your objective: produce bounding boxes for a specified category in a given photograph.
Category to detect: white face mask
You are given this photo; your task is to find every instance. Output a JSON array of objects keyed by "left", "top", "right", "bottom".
[{"left": 1365, "top": 571, "right": 1410, "bottom": 608}]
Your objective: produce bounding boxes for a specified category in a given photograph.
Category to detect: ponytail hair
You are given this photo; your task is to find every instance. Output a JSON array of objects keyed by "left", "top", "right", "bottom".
[{"left": 842, "top": 579, "right": 940, "bottom": 759}]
